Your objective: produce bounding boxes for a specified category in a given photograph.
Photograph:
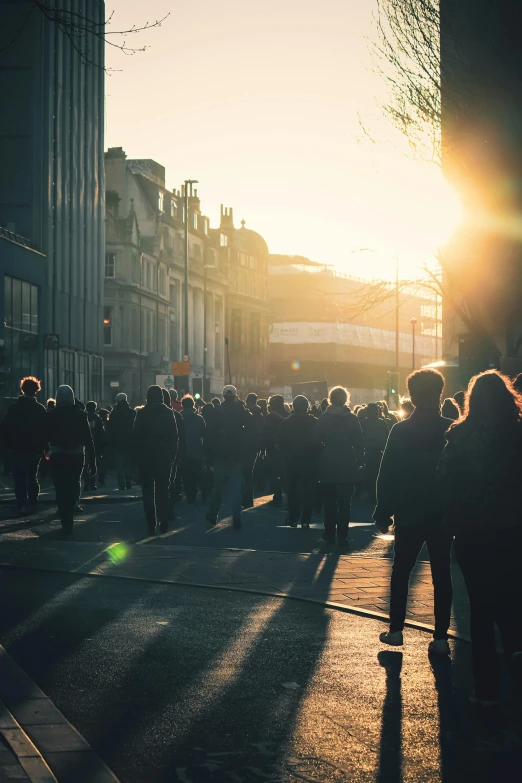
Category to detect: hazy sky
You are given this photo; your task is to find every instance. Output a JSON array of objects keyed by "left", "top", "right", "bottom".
[{"left": 105, "top": 0, "right": 459, "bottom": 279}]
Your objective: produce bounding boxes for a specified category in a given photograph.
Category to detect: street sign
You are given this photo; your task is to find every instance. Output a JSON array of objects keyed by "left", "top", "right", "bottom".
[
  {"left": 155, "top": 374, "right": 175, "bottom": 389},
  {"left": 110, "top": 381, "right": 120, "bottom": 388},
  {"left": 172, "top": 361, "right": 190, "bottom": 376}
]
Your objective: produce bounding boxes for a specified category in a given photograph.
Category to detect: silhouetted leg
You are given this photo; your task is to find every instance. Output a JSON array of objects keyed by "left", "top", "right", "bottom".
[
  {"left": 301, "top": 473, "right": 315, "bottom": 526},
  {"left": 426, "top": 531, "right": 453, "bottom": 639},
  {"left": 155, "top": 465, "right": 172, "bottom": 531},
  {"left": 12, "top": 453, "right": 29, "bottom": 509},
  {"left": 140, "top": 468, "right": 157, "bottom": 533},
  {"left": 228, "top": 462, "right": 243, "bottom": 518},
  {"left": 493, "top": 532, "right": 522, "bottom": 667},
  {"left": 389, "top": 528, "right": 424, "bottom": 633},
  {"left": 322, "top": 484, "right": 338, "bottom": 540},
  {"left": 182, "top": 459, "right": 199, "bottom": 503},
  {"left": 27, "top": 455, "right": 41, "bottom": 505},
  {"left": 208, "top": 460, "right": 229, "bottom": 520},
  {"left": 336, "top": 482, "right": 354, "bottom": 542},
  {"left": 286, "top": 469, "right": 300, "bottom": 523}
]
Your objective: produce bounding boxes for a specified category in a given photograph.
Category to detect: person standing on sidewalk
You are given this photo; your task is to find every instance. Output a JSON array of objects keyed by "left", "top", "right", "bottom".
[
  {"left": 163, "top": 388, "right": 186, "bottom": 508},
  {"left": 278, "top": 395, "right": 321, "bottom": 528},
  {"left": 263, "top": 395, "right": 287, "bottom": 506},
  {"left": 361, "top": 403, "right": 389, "bottom": 502},
  {"left": 375, "top": 368, "right": 453, "bottom": 655},
  {"left": 316, "top": 386, "right": 365, "bottom": 547},
  {"left": 108, "top": 392, "right": 136, "bottom": 490},
  {"left": 205, "top": 385, "right": 252, "bottom": 529},
  {"left": 133, "top": 386, "right": 179, "bottom": 536},
  {"left": 437, "top": 370, "right": 522, "bottom": 704},
  {"left": 180, "top": 395, "right": 206, "bottom": 504},
  {"left": 0, "top": 377, "right": 47, "bottom": 515},
  {"left": 242, "top": 392, "right": 264, "bottom": 508},
  {"left": 45, "top": 385, "right": 96, "bottom": 536}
]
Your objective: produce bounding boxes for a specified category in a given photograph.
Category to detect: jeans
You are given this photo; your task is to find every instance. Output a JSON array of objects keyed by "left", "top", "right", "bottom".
[
  {"left": 140, "top": 461, "right": 172, "bottom": 531},
  {"left": 208, "top": 459, "right": 243, "bottom": 520},
  {"left": 50, "top": 453, "right": 85, "bottom": 530},
  {"left": 455, "top": 531, "right": 522, "bottom": 700},
  {"left": 286, "top": 468, "right": 315, "bottom": 524},
  {"left": 115, "top": 449, "right": 132, "bottom": 488},
  {"left": 182, "top": 458, "right": 204, "bottom": 503},
  {"left": 322, "top": 482, "right": 354, "bottom": 540},
  {"left": 390, "top": 525, "right": 453, "bottom": 639},
  {"left": 12, "top": 452, "right": 41, "bottom": 508}
]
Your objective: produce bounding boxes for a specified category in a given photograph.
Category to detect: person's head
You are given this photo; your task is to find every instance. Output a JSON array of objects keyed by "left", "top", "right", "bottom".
[
  {"left": 20, "top": 376, "right": 41, "bottom": 397},
  {"left": 379, "top": 400, "right": 389, "bottom": 415},
  {"left": 212, "top": 397, "right": 221, "bottom": 408},
  {"left": 453, "top": 390, "right": 465, "bottom": 412},
  {"left": 182, "top": 394, "right": 195, "bottom": 410},
  {"left": 366, "top": 402, "right": 380, "bottom": 420},
  {"left": 268, "top": 394, "right": 285, "bottom": 414},
  {"left": 201, "top": 402, "right": 214, "bottom": 421},
  {"left": 441, "top": 397, "right": 460, "bottom": 421},
  {"left": 320, "top": 398, "right": 328, "bottom": 412},
  {"left": 400, "top": 398, "right": 414, "bottom": 419},
  {"left": 223, "top": 384, "right": 237, "bottom": 402},
  {"left": 46, "top": 398, "right": 56, "bottom": 410},
  {"left": 513, "top": 373, "right": 522, "bottom": 395},
  {"left": 357, "top": 405, "right": 367, "bottom": 420},
  {"left": 328, "top": 386, "right": 349, "bottom": 408},
  {"left": 407, "top": 368, "right": 444, "bottom": 410},
  {"left": 258, "top": 398, "right": 267, "bottom": 413},
  {"left": 462, "top": 369, "right": 522, "bottom": 426},
  {"left": 292, "top": 395, "right": 309, "bottom": 413},
  {"left": 99, "top": 408, "right": 110, "bottom": 422},
  {"left": 169, "top": 389, "right": 178, "bottom": 402},
  {"left": 115, "top": 392, "right": 127, "bottom": 404},
  {"left": 246, "top": 392, "right": 257, "bottom": 408},
  {"left": 56, "top": 385, "right": 75, "bottom": 407},
  {"left": 86, "top": 401, "right": 97, "bottom": 414},
  {"left": 147, "top": 385, "right": 164, "bottom": 404},
  {"left": 161, "top": 388, "right": 171, "bottom": 407}
]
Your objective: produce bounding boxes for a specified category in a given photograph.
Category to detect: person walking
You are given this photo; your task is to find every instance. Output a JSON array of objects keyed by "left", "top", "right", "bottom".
[
  {"left": 0, "top": 377, "right": 47, "bottom": 515},
  {"left": 278, "top": 395, "right": 320, "bottom": 528},
  {"left": 169, "top": 389, "right": 183, "bottom": 413},
  {"left": 45, "top": 385, "right": 96, "bottom": 536},
  {"left": 316, "top": 386, "right": 365, "bottom": 546},
  {"left": 84, "top": 402, "right": 105, "bottom": 491},
  {"left": 441, "top": 397, "right": 460, "bottom": 421},
  {"left": 108, "top": 393, "right": 136, "bottom": 490},
  {"left": 379, "top": 400, "right": 398, "bottom": 430},
  {"left": 132, "top": 385, "right": 178, "bottom": 536},
  {"left": 375, "top": 368, "right": 453, "bottom": 655},
  {"left": 163, "top": 388, "right": 186, "bottom": 508},
  {"left": 437, "top": 370, "right": 522, "bottom": 704},
  {"left": 361, "top": 403, "right": 389, "bottom": 502},
  {"left": 180, "top": 395, "right": 206, "bottom": 504},
  {"left": 242, "top": 392, "right": 264, "bottom": 508},
  {"left": 205, "top": 385, "right": 252, "bottom": 529},
  {"left": 263, "top": 395, "right": 287, "bottom": 506}
]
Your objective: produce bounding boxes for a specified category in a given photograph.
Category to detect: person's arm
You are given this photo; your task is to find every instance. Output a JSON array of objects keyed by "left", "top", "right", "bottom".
[
  {"left": 374, "top": 426, "right": 401, "bottom": 530},
  {"left": 169, "top": 410, "right": 179, "bottom": 463}
]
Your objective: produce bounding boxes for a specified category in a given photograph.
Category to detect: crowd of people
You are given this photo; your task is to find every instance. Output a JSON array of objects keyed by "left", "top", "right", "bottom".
[{"left": 1, "top": 367, "right": 521, "bottom": 706}]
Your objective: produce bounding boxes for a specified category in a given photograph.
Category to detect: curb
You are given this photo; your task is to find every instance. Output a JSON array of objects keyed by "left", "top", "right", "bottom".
[
  {"left": 0, "top": 646, "right": 120, "bottom": 783},
  {"left": 0, "top": 561, "right": 471, "bottom": 644}
]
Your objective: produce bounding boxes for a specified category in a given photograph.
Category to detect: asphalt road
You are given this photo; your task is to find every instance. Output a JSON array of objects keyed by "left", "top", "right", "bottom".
[{"left": 1, "top": 567, "right": 520, "bottom": 783}]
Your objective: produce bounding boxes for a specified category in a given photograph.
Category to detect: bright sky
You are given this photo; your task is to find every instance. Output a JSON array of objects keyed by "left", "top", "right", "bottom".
[{"left": 105, "top": 0, "right": 461, "bottom": 280}]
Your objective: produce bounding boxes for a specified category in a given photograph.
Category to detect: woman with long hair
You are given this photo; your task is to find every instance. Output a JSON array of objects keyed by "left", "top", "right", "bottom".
[{"left": 437, "top": 370, "right": 522, "bottom": 705}]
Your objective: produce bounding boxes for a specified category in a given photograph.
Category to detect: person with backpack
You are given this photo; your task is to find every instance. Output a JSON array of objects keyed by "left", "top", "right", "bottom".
[
  {"left": 108, "top": 392, "right": 136, "bottom": 490},
  {"left": 205, "top": 385, "right": 252, "bottom": 529},
  {"left": 45, "top": 385, "right": 96, "bottom": 536}
]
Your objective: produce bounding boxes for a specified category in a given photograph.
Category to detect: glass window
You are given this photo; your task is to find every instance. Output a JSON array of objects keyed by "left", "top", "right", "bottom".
[
  {"left": 22, "top": 282, "right": 31, "bottom": 331},
  {"left": 30, "top": 284, "right": 38, "bottom": 333},
  {"left": 12, "top": 278, "right": 22, "bottom": 330},
  {"left": 220, "top": 233, "right": 228, "bottom": 247},
  {"left": 203, "top": 218, "right": 208, "bottom": 235},
  {"left": 170, "top": 199, "right": 177, "bottom": 218},
  {"left": 159, "top": 266, "right": 166, "bottom": 296},
  {"left": 192, "top": 212, "right": 198, "bottom": 230},
  {"left": 158, "top": 315, "right": 166, "bottom": 356},
  {"left": 158, "top": 192, "right": 164, "bottom": 213},
  {"left": 193, "top": 244, "right": 201, "bottom": 263},
  {"left": 104, "top": 307, "right": 113, "bottom": 346},
  {"left": 105, "top": 252, "right": 116, "bottom": 277}
]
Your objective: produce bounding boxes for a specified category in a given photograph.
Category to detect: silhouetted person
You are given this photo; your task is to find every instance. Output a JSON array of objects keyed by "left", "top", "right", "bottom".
[
  {"left": 437, "top": 370, "right": 522, "bottom": 704},
  {"left": 108, "top": 392, "right": 136, "bottom": 489},
  {"left": 133, "top": 385, "right": 178, "bottom": 536},
  {"left": 400, "top": 398, "right": 414, "bottom": 420},
  {"left": 361, "top": 403, "right": 389, "bottom": 502},
  {"left": 205, "top": 385, "right": 252, "bottom": 528},
  {"left": 84, "top": 401, "right": 105, "bottom": 491},
  {"left": 453, "top": 390, "right": 465, "bottom": 414},
  {"left": 441, "top": 397, "right": 460, "bottom": 421},
  {"left": 180, "top": 395, "right": 206, "bottom": 504},
  {"left": 317, "top": 386, "right": 364, "bottom": 546},
  {"left": 211, "top": 397, "right": 221, "bottom": 409},
  {"left": 257, "top": 398, "right": 268, "bottom": 416},
  {"left": 46, "top": 385, "right": 96, "bottom": 536},
  {"left": 278, "top": 395, "right": 320, "bottom": 528},
  {"left": 163, "top": 388, "right": 186, "bottom": 508},
  {"left": 379, "top": 400, "right": 398, "bottom": 430},
  {"left": 263, "top": 395, "right": 287, "bottom": 506},
  {"left": 375, "top": 368, "right": 453, "bottom": 654},
  {"left": 169, "top": 388, "right": 183, "bottom": 413},
  {"left": 320, "top": 398, "right": 328, "bottom": 414},
  {"left": 0, "top": 376, "right": 47, "bottom": 515},
  {"left": 310, "top": 403, "right": 320, "bottom": 418},
  {"left": 242, "top": 392, "right": 264, "bottom": 508},
  {"left": 47, "top": 398, "right": 56, "bottom": 410}
]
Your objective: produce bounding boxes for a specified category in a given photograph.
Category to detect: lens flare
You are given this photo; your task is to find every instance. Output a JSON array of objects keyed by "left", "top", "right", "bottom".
[
  {"left": 107, "top": 543, "right": 128, "bottom": 564},
  {"left": 291, "top": 360, "right": 300, "bottom": 371}
]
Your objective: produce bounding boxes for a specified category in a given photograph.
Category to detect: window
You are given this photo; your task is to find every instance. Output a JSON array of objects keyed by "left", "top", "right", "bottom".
[
  {"left": 105, "top": 252, "right": 116, "bottom": 278},
  {"left": 192, "top": 212, "right": 198, "bottom": 230},
  {"left": 131, "top": 308, "right": 139, "bottom": 349},
  {"left": 104, "top": 307, "right": 113, "bottom": 345},
  {"left": 3, "top": 276, "right": 40, "bottom": 398},
  {"left": 250, "top": 313, "right": 261, "bottom": 352},
  {"left": 170, "top": 199, "right": 177, "bottom": 218},
  {"left": 203, "top": 217, "right": 209, "bottom": 235},
  {"left": 158, "top": 315, "right": 166, "bottom": 356},
  {"left": 169, "top": 312, "right": 177, "bottom": 359},
  {"left": 132, "top": 254, "right": 139, "bottom": 284},
  {"left": 220, "top": 233, "right": 228, "bottom": 247},
  {"left": 231, "top": 309, "right": 242, "bottom": 348},
  {"left": 159, "top": 266, "right": 166, "bottom": 296},
  {"left": 158, "top": 192, "right": 164, "bottom": 213}
]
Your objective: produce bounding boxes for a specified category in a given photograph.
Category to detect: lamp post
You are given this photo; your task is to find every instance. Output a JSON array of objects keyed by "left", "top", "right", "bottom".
[
  {"left": 410, "top": 317, "right": 418, "bottom": 370},
  {"left": 203, "top": 263, "right": 216, "bottom": 399},
  {"left": 183, "top": 179, "right": 198, "bottom": 361}
]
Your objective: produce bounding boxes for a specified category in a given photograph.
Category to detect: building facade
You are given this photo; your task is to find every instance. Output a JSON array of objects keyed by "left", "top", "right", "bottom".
[{"left": 0, "top": 0, "right": 105, "bottom": 407}]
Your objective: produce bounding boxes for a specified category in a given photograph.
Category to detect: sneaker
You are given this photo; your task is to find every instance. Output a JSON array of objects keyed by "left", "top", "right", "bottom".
[
  {"left": 380, "top": 630, "right": 404, "bottom": 646},
  {"left": 428, "top": 638, "right": 451, "bottom": 656},
  {"left": 232, "top": 514, "right": 242, "bottom": 530},
  {"left": 206, "top": 513, "right": 217, "bottom": 526}
]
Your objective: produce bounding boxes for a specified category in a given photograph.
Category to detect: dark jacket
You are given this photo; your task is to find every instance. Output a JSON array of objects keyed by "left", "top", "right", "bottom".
[
  {"left": 180, "top": 409, "right": 206, "bottom": 461},
  {"left": 317, "top": 405, "right": 365, "bottom": 483},
  {"left": 245, "top": 404, "right": 264, "bottom": 452},
  {"left": 437, "top": 418, "right": 522, "bottom": 535},
  {"left": 205, "top": 399, "right": 252, "bottom": 462},
  {"left": 263, "top": 411, "right": 284, "bottom": 450},
  {"left": 86, "top": 412, "right": 105, "bottom": 453},
  {"left": 173, "top": 408, "right": 186, "bottom": 462},
  {"left": 278, "top": 411, "right": 321, "bottom": 473},
  {"left": 375, "top": 409, "right": 452, "bottom": 527},
  {"left": 0, "top": 396, "right": 47, "bottom": 454},
  {"left": 132, "top": 402, "right": 179, "bottom": 466},
  {"left": 361, "top": 418, "right": 390, "bottom": 466},
  {"left": 45, "top": 406, "right": 96, "bottom": 470},
  {"left": 108, "top": 401, "right": 136, "bottom": 450}
]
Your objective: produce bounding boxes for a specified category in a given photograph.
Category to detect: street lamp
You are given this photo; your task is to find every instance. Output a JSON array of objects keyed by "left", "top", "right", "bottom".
[
  {"left": 410, "top": 317, "right": 418, "bottom": 370},
  {"left": 183, "top": 179, "right": 198, "bottom": 361},
  {"left": 203, "top": 263, "right": 216, "bottom": 399}
]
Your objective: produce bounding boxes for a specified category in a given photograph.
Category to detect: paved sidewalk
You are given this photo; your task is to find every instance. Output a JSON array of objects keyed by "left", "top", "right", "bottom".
[{"left": 0, "top": 540, "right": 471, "bottom": 638}]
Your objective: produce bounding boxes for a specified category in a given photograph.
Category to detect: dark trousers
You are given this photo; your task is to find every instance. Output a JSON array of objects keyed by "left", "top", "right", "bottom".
[
  {"left": 12, "top": 452, "right": 41, "bottom": 508},
  {"left": 242, "top": 451, "right": 258, "bottom": 502},
  {"left": 140, "top": 461, "right": 172, "bottom": 531},
  {"left": 266, "top": 447, "right": 283, "bottom": 503},
  {"left": 50, "top": 453, "right": 84, "bottom": 530},
  {"left": 390, "top": 526, "right": 453, "bottom": 639},
  {"left": 322, "top": 482, "right": 354, "bottom": 540},
  {"left": 115, "top": 449, "right": 132, "bottom": 488},
  {"left": 455, "top": 532, "right": 522, "bottom": 700},
  {"left": 182, "top": 458, "right": 204, "bottom": 503},
  {"left": 286, "top": 468, "right": 315, "bottom": 524}
]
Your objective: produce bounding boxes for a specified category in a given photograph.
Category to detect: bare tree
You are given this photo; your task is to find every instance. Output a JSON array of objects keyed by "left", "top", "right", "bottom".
[{"left": 0, "top": 1, "right": 169, "bottom": 71}]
